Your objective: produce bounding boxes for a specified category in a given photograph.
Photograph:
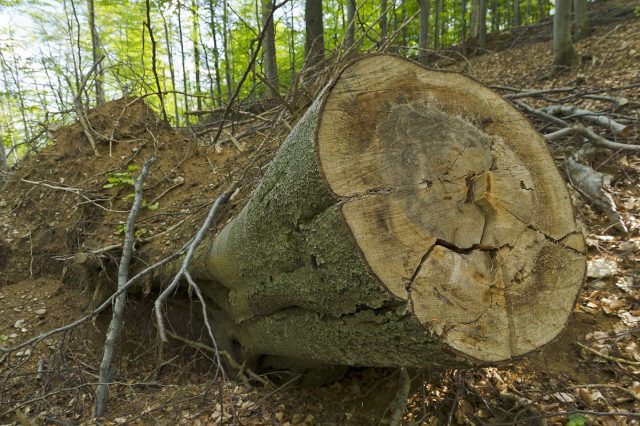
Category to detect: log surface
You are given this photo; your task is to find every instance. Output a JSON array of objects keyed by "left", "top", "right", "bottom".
[{"left": 200, "top": 55, "right": 586, "bottom": 369}]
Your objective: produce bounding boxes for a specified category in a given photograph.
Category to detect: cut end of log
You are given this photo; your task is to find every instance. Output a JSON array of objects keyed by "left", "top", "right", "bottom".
[{"left": 317, "top": 55, "right": 586, "bottom": 363}]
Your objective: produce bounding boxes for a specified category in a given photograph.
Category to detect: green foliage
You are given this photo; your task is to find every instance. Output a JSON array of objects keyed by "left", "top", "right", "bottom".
[
  {"left": 104, "top": 164, "right": 159, "bottom": 218},
  {"left": 0, "top": 0, "right": 559, "bottom": 159},
  {"left": 566, "top": 414, "right": 587, "bottom": 426},
  {"left": 116, "top": 222, "right": 147, "bottom": 238},
  {"left": 103, "top": 164, "right": 139, "bottom": 188}
]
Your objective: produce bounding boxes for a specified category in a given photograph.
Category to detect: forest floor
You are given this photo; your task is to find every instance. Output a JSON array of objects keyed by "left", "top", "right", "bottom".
[{"left": 1, "top": 4, "right": 640, "bottom": 425}]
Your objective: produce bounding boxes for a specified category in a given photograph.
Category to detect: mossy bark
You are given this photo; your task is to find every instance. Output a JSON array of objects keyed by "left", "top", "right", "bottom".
[
  {"left": 193, "top": 55, "right": 585, "bottom": 371},
  {"left": 199, "top": 86, "right": 458, "bottom": 369}
]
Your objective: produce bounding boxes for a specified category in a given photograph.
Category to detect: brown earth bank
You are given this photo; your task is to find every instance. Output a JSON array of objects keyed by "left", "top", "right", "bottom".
[{"left": 1, "top": 7, "right": 640, "bottom": 426}]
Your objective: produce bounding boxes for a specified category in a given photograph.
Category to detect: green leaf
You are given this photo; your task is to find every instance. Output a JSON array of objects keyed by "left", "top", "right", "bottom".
[
  {"left": 146, "top": 202, "right": 159, "bottom": 210},
  {"left": 567, "top": 414, "right": 586, "bottom": 426},
  {"left": 103, "top": 183, "right": 115, "bottom": 189},
  {"left": 127, "top": 164, "right": 139, "bottom": 172}
]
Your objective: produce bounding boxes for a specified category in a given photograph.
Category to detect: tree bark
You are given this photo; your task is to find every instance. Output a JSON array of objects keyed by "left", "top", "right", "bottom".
[
  {"left": 191, "top": 0, "right": 203, "bottom": 112},
  {"left": 304, "top": 0, "right": 324, "bottom": 67},
  {"left": 194, "top": 55, "right": 586, "bottom": 370},
  {"left": 346, "top": 0, "right": 355, "bottom": 48},
  {"left": 418, "top": 0, "right": 430, "bottom": 64},
  {"left": 262, "top": 0, "right": 279, "bottom": 97},
  {"left": 514, "top": 0, "right": 521, "bottom": 26},
  {"left": 208, "top": 0, "right": 223, "bottom": 106},
  {"left": 0, "top": 130, "right": 8, "bottom": 172},
  {"left": 460, "top": 0, "right": 467, "bottom": 55},
  {"left": 161, "top": 10, "right": 180, "bottom": 125},
  {"left": 537, "top": 0, "right": 545, "bottom": 20},
  {"left": 223, "top": 0, "right": 234, "bottom": 99},
  {"left": 478, "top": 0, "right": 486, "bottom": 48},
  {"left": 433, "top": 0, "right": 440, "bottom": 51},
  {"left": 87, "top": 0, "right": 104, "bottom": 105},
  {"left": 379, "top": 0, "right": 388, "bottom": 44},
  {"left": 490, "top": 0, "right": 499, "bottom": 33},
  {"left": 177, "top": 1, "right": 190, "bottom": 115},
  {"left": 573, "top": 0, "right": 590, "bottom": 41},
  {"left": 553, "top": 0, "right": 578, "bottom": 68}
]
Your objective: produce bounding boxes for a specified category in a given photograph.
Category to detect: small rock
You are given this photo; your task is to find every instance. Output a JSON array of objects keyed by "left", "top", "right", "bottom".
[
  {"left": 304, "top": 414, "right": 315, "bottom": 424},
  {"left": 587, "top": 259, "right": 617, "bottom": 278},
  {"left": 275, "top": 412, "right": 285, "bottom": 422},
  {"left": 35, "top": 308, "right": 47, "bottom": 315},
  {"left": 291, "top": 414, "right": 304, "bottom": 424},
  {"left": 9, "top": 333, "right": 18, "bottom": 338},
  {"left": 15, "top": 349, "right": 31, "bottom": 357},
  {"left": 14, "top": 319, "right": 26, "bottom": 329},
  {"left": 21, "top": 328, "right": 28, "bottom": 333},
  {"left": 0, "top": 199, "right": 6, "bottom": 207}
]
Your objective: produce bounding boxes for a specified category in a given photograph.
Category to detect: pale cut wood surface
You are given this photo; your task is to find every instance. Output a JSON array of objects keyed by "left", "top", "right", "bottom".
[{"left": 317, "top": 55, "right": 585, "bottom": 362}]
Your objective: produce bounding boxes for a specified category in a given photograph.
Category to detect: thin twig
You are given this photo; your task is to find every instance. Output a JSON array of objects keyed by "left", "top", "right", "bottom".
[{"left": 576, "top": 342, "right": 640, "bottom": 367}]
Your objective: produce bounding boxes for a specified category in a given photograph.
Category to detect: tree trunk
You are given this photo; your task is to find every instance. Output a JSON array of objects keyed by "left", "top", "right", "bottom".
[
  {"left": 537, "top": 0, "right": 545, "bottom": 20},
  {"left": 304, "top": 0, "right": 324, "bottom": 67},
  {"left": 380, "top": 0, "right": 388, "bottom": 44},
  {"left": 470, "top": 0, "right": 478, "bottom": 37},
  {"left": 553, "top": 0, "right": 578, "bottom": 68},
  {"left": 0, "top": 128, "right": 8, "bottom": 172},
  {"left": 491, "top": 0, "right": 499, "bottom": 33},
  {"left": 161, "top": 10, "right": 180, "bottom": 125},
  {"left": 479, "top": 0, "right": 487, "bottom": 48},
  {"left": 514, "top": 0, "right": 521, "bottom": 26},
  {"left": 573, "top": 0, "right": 590, "bottom": 41},
  {"left": 346, "top": 0, "right": 355, "bottom": 48},
  {"left": 195, "top": 55, "right": 585, "bottom": 370},
  {"left": 223, "top": 0, "right": 234, "bottom": 99},
  {"left": 262, "top": 0, "right": 279, "bottom": 98},
  {"left": 418, "top": 0, "right": 430, "bottom": 64},
  {"left": 177, "top": 1, "right": 190, "bottom": 116},
  {"left": 288, "top": 1, "right": 296, "bottom": 81},
  {"left": 191, "top": 0, "right": 203, "bottom": 112},
  {"left": 208, "top": 0, "right": 223, "bottom": 106},
  {"left": 433, "top": 0, "right": 440, "bottom": 51},
  {"left": 461, "top": 0, "right": 467, "bottom": 55},
  {"left": 87, "top": 0, "right": 104, "bottom": 105}
]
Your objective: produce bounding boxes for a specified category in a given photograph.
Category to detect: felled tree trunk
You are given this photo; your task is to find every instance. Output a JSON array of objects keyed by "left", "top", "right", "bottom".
[{"left": 196, "top": 55, "right": 585, "bottom": 370}]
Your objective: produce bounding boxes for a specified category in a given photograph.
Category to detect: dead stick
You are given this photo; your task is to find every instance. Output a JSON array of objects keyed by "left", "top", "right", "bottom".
[
  {"left": 576, "top": 342, "right": 640, "bottom": 367},
  {"left": 545, "top": 126, "right": 640, "bottom": 152},
  {"left": 154, "top": 182, "right": 238, "bottom": 342},
  {"left": 95, "top": 157, "right": 156, "bottom": 418}
]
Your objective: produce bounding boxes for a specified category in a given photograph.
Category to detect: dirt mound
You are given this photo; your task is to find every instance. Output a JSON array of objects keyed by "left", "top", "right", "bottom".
[{"left": 0, "top": 98, "right": 263, "bottom": 292}]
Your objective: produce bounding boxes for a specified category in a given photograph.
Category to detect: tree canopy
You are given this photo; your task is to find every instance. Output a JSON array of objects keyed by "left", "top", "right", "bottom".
[{"left": 0, "top": 0, "right": 564, "bottom": 164}]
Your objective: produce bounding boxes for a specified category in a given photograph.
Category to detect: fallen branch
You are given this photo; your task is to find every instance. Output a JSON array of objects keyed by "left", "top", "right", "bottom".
[
  {"left": 544, "top": 125, "right": 640, "bottom": 152},
  {"left": 20, "top": 178, "right": 122, "bottom": 213},
  {"left": 576, "top": 342, "right": 640, "bottom": 367},
  {"left": 95, "top": 156, "right": 156, "bottom": 417},
  {"left": 388, "top": 368, "right": 411, "bottom": 426},
  {"left": 516, "top": 102, "right": 640, "bottom": 152},
  {"left": 154, "top": 182, "right": 238, "bottom": 342},
  {"left": 502, "top": 86, "right": 577, "bottom": 99},
  {"left": 540, "top": 105, "right": 629, "bottom": 135},
  {"left": 165, "top": 331, "right": 270, "bottom": 387},
  {"left": 565, "top": 156, "right": 627, "bottom": 233}
]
